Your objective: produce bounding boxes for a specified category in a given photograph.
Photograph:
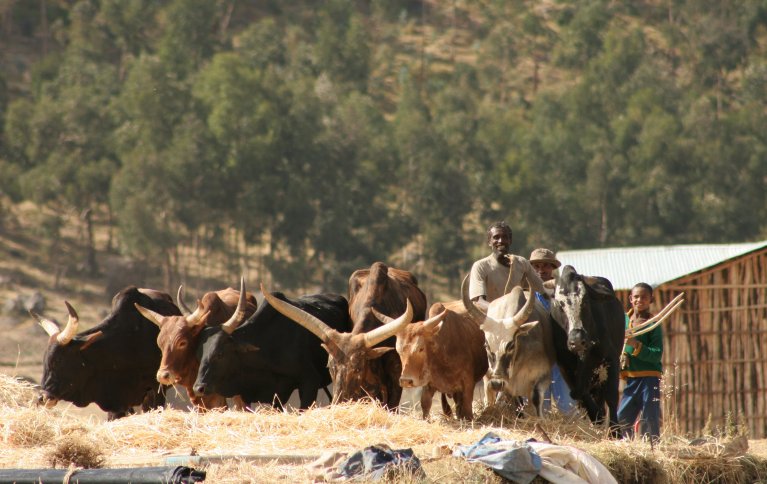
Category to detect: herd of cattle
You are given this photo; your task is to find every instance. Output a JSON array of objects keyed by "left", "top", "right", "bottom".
[{"left": 31, "top": 262, "right": 628, "bottom": 434}]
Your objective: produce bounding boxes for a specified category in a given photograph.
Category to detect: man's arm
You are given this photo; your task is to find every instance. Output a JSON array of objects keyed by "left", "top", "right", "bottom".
[{"left": 468, "top": 260, "right": 488, "bottom": 307}]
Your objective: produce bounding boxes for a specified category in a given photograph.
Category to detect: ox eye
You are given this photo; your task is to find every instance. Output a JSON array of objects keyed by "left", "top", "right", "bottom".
[{"left": 177, "top": 341, "right": 187, "bottom": 349}]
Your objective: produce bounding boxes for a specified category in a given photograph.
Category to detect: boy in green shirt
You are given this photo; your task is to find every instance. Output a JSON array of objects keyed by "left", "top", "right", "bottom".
[{"left": 618, "top": 282, "right": 663, "bottom": 442}]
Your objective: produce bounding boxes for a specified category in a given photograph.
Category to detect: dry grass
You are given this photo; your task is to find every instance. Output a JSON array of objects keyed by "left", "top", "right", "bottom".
[{"left": 1, "top": 375, "right": 766, "bottom": 483}]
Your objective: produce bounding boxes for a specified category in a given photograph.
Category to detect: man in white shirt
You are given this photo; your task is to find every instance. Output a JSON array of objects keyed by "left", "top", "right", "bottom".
[{"left": 469, "top": 221, "right": 546, "bottom": 311}]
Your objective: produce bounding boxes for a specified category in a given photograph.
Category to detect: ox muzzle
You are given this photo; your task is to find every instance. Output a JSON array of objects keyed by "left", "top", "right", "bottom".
[
  {"left": 567, "top": 328, "right": 594, "bottom": 355},
  {"left": 37, "top": 391, "right": 59, "bottom": 409},
  {"left": 156, "top": 369, "right": 180, "bottom": 386}
]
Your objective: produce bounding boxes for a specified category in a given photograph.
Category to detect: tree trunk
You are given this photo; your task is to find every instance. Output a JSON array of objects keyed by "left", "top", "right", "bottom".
[{"left": 81, "top": 208, "right": 99, "bottom": 275}]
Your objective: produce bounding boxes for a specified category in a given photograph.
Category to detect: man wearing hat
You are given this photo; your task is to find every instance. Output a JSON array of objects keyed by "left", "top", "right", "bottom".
[{"left": 529, "top": 247, "right": 576, "bottom": 414}]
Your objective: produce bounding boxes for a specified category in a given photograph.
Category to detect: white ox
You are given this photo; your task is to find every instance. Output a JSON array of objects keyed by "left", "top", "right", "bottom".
[{"left": 462, "top": 275, "right": 556, "bottom": 416}]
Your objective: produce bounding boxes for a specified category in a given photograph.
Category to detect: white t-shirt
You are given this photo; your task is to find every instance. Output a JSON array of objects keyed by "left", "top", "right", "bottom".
[{"left": 469, "top": 254, "right": 546, "bottom": 302}]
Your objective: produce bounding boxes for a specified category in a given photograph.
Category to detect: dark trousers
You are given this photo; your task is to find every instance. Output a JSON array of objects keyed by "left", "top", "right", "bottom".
[{"left": 618, "top": 376, "right": 661, "bottom": 442}]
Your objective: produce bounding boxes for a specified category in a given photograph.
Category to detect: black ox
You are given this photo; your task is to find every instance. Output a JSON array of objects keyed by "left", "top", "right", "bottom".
[
  {"left": 551, "top": 265, "right": 624, "bottom": 434},
  {"left": 193, "top": 285, "right": 352, "bottom": 409},
  {"left": 35, "top": 287, "right": 181, "bottom": 419}
]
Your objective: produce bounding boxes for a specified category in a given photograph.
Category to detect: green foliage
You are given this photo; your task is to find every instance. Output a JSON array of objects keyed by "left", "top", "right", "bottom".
[{"left": 2, "top": 0, "right": 767, "bottom": 291}]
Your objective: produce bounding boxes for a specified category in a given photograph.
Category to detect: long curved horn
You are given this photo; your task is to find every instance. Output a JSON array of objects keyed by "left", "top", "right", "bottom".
[
  {"left": 31, "top": 311, "right": 60, "bottom": 338},
  {"left": 135, "top": 303, "right": 167, "bottom": 327},
  {"left": 260, "top": 283, "right": 336, "bottom": 343},
  {"left": 626, "top": 295, "right": 685, "bottom": 338},
  {"left": 461, "top": 274, "right": 490, "bottom": 327},
  {"left": 500, "top": 276, "right": 535, "bottom": 331},
  {"left": 221, "top": 277, "right": 248, "bottom": 335},
  {"left": 176, "top": 285, "right": 193, "bottom": 316},
  {"left": 364, "top": 299, "right": 413, "bottom": 348},
  {"left": 625, "top": 293, "right": 685, "bottom": 336},
  {"left": 56, "top": 301, "right": 79, "bottom": 345}
]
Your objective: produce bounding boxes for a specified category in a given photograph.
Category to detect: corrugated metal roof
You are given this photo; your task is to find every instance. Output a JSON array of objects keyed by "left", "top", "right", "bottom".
[{"left": 556, "top": 240, "right": 767, "bottom": 290}]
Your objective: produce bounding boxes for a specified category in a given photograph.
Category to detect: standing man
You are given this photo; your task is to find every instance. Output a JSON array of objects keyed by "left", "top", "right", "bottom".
[
  {"left": 469, "top": 221, "right": 546, "bottom": 311},
  {"left": 529, "top": 247, "right": 575, "bottom": 414}
]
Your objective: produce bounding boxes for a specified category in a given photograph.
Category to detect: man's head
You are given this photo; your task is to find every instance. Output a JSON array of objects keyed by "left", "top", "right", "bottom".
[
  {"left": 630, "top": 283, "right": 654, "bottom": 314},
  {"left": 529, "top": 248, "right": 561, "bottom": 282},
  {"left": 486, "top": 222, "right": 512, "bottom": 261}
]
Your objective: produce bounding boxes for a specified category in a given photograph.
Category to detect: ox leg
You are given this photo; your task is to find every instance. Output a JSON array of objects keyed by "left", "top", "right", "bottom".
[
  {"left": 440, "top": 392, "right": 452, "bottom": 418},
  {"left": 229, "top": 396, "right": 246, "bottom": 410},
  {"left": 605, "top": 359, "right": 621, "bottom": 437},
  {"left": 420, "top": 386, "right": 436, "bottom": 419},
  {"left": 458, "top": 386, "right": 475, "bottom": 421},
  {"left": 483, "top": 374, "right": 497, "bottom": 407}
]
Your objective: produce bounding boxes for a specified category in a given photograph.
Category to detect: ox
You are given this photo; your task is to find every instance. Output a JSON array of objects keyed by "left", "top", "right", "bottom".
[
  {"left": 264, "top": 262, "right": 427, "bottom": 408},
  {"left": 371, "top": 299, "right": 487, "bottom": 420},
  {"left": 461, "top": 275, "right": 555, "bottom": 417},
  {"left": 34, "top": 287, "right": 181, "bottom": 420},
  {"left": 134, "top": 278, "right": 258, "bottom": 410},
  {"left": 551, "top": 265, "right": 624, "bottom": 434},
  {"left": 192, "top": 282, "right": 352, "bottom": 409}
]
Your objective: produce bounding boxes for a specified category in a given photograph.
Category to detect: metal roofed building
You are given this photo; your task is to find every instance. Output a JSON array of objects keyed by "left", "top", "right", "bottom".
[
  {"left": 556, "top": 240, "right": 767, "bottom": 290},
  {"left": 554, "top": 240, "right": 767, "bottom": 437}
]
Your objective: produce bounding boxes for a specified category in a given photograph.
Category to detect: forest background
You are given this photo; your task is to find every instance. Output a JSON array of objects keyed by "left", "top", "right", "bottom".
[{"left": 1, "top": 0, "right": 766, "bottom": 303}]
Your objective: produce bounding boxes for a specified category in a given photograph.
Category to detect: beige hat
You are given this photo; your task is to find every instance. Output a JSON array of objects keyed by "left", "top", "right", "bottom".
[{"left": 529, "top": 248, "right": 561, "bottom": 268}]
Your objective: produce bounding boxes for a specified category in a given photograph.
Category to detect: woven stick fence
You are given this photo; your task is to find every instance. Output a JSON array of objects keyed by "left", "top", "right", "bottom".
[{"left": 616, "top": 248, "right": 767, "bottom": 438}]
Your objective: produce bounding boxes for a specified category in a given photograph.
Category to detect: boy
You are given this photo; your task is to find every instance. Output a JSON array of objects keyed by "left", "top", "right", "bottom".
[{"left": 618, "top": 282, "right": 663, "bottom": 442}]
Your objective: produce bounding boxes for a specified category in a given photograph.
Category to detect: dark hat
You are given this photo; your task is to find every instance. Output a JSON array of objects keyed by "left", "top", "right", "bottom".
[{"left": 529, "top": 248, "right": 561, "bottom": 268}]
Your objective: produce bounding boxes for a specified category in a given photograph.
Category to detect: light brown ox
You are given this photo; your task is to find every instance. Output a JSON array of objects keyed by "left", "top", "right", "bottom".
[
  {"left": 135, "top": 278, "right": 258, "bottom": 410},
  {"left": 371, "top": 299, "right": 488, "bottom": 420},
  {"left": 263, "top": 262, "right": 427, "bottom": 409}
]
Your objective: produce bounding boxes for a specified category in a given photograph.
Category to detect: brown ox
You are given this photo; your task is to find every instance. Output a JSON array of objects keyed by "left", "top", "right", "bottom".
[
  {"left": 263, "top": 262, "right": 427, "bottom": 408},
  {"left": 462, "top": 275, "right": 555, "bottom": 417},
  {"left": 372, "top": 299, "right": 487, "bottom": 420},
  {"left": 135, "top": 278, "right": 258, "bottom": 410}
]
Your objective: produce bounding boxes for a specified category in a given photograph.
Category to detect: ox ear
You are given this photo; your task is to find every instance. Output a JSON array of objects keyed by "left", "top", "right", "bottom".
[
  {"left": 582, "top": 276, "right": 615, "bottom": 298},
  {"left": 79, "top": 331, "right": 104, "bottom": 351},
  {"left": 516, "top": 321, "right": 539, "bottom": 338},
  {"left": 366, "top": 346, "right": 396, "bottom": 360}
]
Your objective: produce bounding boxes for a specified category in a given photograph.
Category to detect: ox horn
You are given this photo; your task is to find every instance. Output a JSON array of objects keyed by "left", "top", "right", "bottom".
[
  {"left": 56, "top": 301, "right": 79, "bottom": 345},
  {"left": 461, "top": 274, "right": 491, "bottom": 327},
  {"left": 31, "top": 311, "right": 61, "bottom": 338},
  {"left": 422, "top": 309, "right": 447, "bottom": 330},
  {"left": 221, "top": 276, "right": 248, "bottom": 335},
  {"left": 625, "top": 292, "right": 685, "bottom": 338},
  {"left": 364, "top": 299, "right": 413, "bottom": 348},
  {"left": 176, "top": 285, "right": 194, "bottom": 316},
  {"left": 260, "top": 284, "right": 337, "bottom": 343},
  {"left": 499, "top": 275, "right": 536, "bottom": 331},
  {"left": 134, "top": 303, "right": 167, "bottom": 327}
]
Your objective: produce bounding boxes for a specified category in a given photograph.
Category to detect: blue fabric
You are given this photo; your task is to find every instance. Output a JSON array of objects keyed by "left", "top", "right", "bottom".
[
  {"left": 453, "top": 432, "right": 541, "bottom": 484},
  {"left": 543, "top": 364, "right": 576, "bottom": 414},
  {"left": 618, "top": 376, "right": 661, "bottom": 442},
  {"left": 337, "top": 445, "right": 425, "bottom": 480},
  {"left": 534, "top": 292, "right": 550, "bottom": 311}
]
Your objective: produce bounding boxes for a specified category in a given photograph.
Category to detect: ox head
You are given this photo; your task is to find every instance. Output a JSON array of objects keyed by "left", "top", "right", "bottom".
[
  {"left": 461, "top": 274, "right": 536, "bottom": 394},
  {"left": 261, "top": 284, "right": 413, "bottom": 404},
  {"left": 192, "top": 283, "right": 260, "bottom": 399},
  {"left": 554, "top": 265, "right": 614, "bottom": 358},
  {"left": 371, "top": 305, "right": 446, "bottom": 388},
  {"left": 33, "top": 301, "right": 95, "bottom": 408},
  {"left": 134, "top": 277, "right": 253, "bottom": 387},
  {"left": 33, "top": 287, "right": 179, "bottom": 412}
]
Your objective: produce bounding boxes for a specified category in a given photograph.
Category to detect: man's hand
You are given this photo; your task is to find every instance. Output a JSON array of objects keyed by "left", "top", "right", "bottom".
[{"left": 625, "top": 337, "right": 639, "bottom": 349}]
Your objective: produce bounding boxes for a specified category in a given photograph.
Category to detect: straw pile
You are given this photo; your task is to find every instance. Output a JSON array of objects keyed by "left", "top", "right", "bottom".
[{"left": 1, "top": 375, "right": 766, "bottom": 483}]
